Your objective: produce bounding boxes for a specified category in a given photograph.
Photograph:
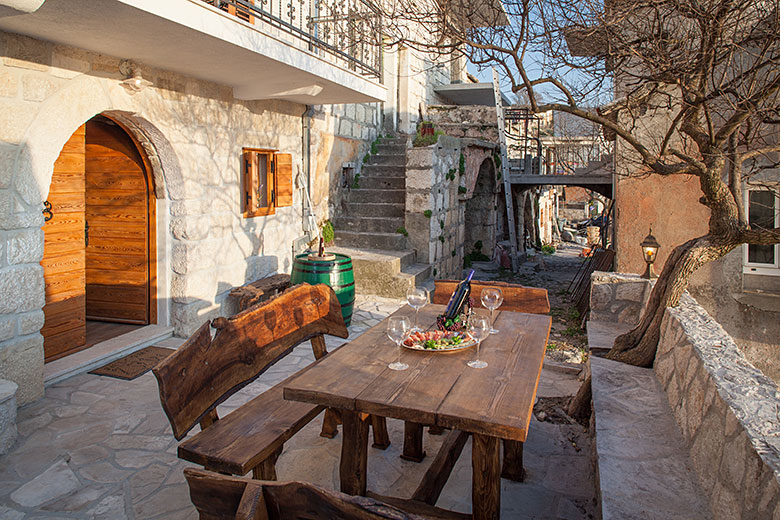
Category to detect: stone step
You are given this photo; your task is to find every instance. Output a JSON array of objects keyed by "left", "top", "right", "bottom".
[
  {"left": 376, "top": 143, "right": 406, "bottom": 154},
  {"left": 330, "top": 246, "right": 416, "bottom": 278},
  {"left": 349, "top": 189, "right": 405, "bottom": 204},
  {"left": 360, "top": 164, "right": 406, "bottom": 178},
  {"left": 333, "top": 230, "right": 409, "bottom": 250},
  {"left": 586, "top": 320, "right": 634, "bottom": 354},
  {"left": 354, "top": 175, "right": 405, "bottom": 190},
  {"left": 345, "top": 202, "right": 404, "bottom": 218},
  {"left": 366, "top": 154, "right": 406, "bottom": 166},
  {"left": 379, "top": 137, "right": 406, "bottom": 145},
  {"left": 329, "top": 247, "right": 433, "bottom": 299},
  {"left": 44, "top": 324, "right": 175, "bottom": 386},
  {"left": 334, "top": 216, "right": 404, "bottom": 234}
]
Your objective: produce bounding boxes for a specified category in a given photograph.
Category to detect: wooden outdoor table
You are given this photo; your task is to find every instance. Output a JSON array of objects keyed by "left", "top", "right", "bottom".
[{"left": 283, "top": 304, "right": 551, "bottom": 520}]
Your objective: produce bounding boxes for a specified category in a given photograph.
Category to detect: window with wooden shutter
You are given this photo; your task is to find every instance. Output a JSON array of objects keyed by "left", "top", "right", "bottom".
[
  {"left": 217, "top": 0, "right": 255, "bottom": 24},
  {"left": 242, "top": 149, "right": 294, "bottom": 217},
  {"left": 274, "top": 153, "right": 293, "bottom": 207},
  {"left": 243, "top": 148, "right": 275, "bottom": 218}
]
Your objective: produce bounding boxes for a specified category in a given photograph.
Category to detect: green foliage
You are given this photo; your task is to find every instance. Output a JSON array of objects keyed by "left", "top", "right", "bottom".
[
  {"left": 351, "top": 173, "right": 360, "bottom": 189},
  {"left": 370, "top": 141, "right": 378, "bottom": 155},
  {"left": 464, "top": 250, "right": 490, "bottom": 265},
  {"left": 451, "top": 249, "right": 457, "bottom": 257},
  {"left": 562, "top": 326, "right": 584, "bottom": 337},
  {"left": 568, "top": 307, "right": 580, "bottom": 322},
  {"left": 396, "top": 226, "right": 409, "bottom": 237},
  {"left": 446, "top": 169, "right": 456, "bottom": 181},
  {"left": 541, "top": 244, "right": 556, "bottom": 255},
  {"left": 412, "top": 124, "right": 443, "bottom": 147},
  {"left": 546, "top": 342, "right": 561, "bottom": 351},
  {"left": 458, "top": 186, "right": 467, "bottom": 194},
  {"left": 438, "top": 235, "right": 445, "bottom": 243},
  {"left": 433, "top": 268, "right": 437, "bottom": 276},
  {"left": 463, "top": 256, "right": 472, "bottom": 268},
  {"left": 493, "top": 152, "right": 501, "bottom": 169},
  {"left": 423, "top": 209, "right": 433, "bottom": 218},
  {"left": 362, "top": 153, "right": 370, "bottom": 164},
  {"left": 321, "top": 220, "right": 335, "bottom": 244},
  {"left": 474, "top": 240, "right": 483, "bottom": 251},
  {"left": 459, "top": 153, "right": 465, "bottom": 176},
  {"left": 439, "top": 220, "right": 445, "bottom": 229}
]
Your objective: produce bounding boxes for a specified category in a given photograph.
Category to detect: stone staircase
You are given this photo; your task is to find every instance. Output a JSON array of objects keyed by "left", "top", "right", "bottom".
[{"left": 332, "top": 136, "right": 432, "bottom": 299}]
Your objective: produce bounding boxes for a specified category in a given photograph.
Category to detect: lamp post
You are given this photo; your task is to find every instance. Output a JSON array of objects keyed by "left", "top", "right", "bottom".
[{"left": 641, "top": 227, "right": 660, "bottom": 279}]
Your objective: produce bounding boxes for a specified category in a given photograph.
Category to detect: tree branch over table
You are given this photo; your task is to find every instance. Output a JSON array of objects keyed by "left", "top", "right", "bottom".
[{"left": 376, "top": 0, "right": 780, "bottom": 389}]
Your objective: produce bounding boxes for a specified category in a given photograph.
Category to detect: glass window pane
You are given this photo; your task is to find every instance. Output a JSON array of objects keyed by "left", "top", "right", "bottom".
[
  {"left": 747, "top": 190, "right": 776, "bottom": 265},
  {"left": 749, "top": 191, "right": 775, "bottom": 229},
  {"left": 257, "top": 156, "right": 268, "bottom": 208},
  {"left": 748, "top": 244, "right": 775, "bottom": 264}
]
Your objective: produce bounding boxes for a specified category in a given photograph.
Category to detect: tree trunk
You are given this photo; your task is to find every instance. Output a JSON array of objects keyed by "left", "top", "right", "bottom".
[
  {"left": 607, "top": 235, "right": 736, "bottom": 367},
  {"left": 567, "top": 235, "right": 735, "bottom": 419}
]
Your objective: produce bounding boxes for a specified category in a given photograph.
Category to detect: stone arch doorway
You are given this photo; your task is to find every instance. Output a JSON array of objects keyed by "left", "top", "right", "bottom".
[
  {"left": 40, "top": 114, "right": 158, "bottom": 362},
  {"left": 465, "top": 158, "right": 498, "bottom": 258}
]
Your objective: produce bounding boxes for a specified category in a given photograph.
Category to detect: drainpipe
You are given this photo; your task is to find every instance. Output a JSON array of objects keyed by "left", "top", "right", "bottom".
[{"left": 292, "top": 105, "right": 317, "bottom": 257}]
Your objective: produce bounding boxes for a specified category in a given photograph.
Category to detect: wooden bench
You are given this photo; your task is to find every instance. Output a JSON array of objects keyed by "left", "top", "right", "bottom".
[
  {"left": 229, "top": 273, "right": 292, "bottom": 312},
  {"left": 153, "top": 283, "right": 349, "bottom": 479},
  {"left": 432, "top": 279, "right": 550, "bottom": 315},
  {"left": 184, "top": 468, "right": 469, "bottom": 519}
]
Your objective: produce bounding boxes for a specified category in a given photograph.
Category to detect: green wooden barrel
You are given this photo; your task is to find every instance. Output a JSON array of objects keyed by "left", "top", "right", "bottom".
[{"left": 291, "top": 253, "right": 355, "bottom": 326}]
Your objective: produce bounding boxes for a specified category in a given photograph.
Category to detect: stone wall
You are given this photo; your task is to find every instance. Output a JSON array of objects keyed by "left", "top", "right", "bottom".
[
  {"left": 405, "top": 135, "right": 465, "bottom": 279},
  {"left": 427, "top": 105, "right": 499, "bottom": 142},
  {"left": 655, "top": 296, "right": 780, "bottom": 520},
  {"left": 0, "top": 31, "right": 377, "bottom": 403},
  {"left": 590, "top": 272, "right": 780, "bottom": 519},
  {"left": 589, "top": 271, "right": 651, "bottom": 324}
]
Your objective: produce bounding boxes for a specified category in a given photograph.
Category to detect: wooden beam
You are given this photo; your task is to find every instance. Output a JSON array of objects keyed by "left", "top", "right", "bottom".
[
  {"left": 366, "top": 492, "right": 472, "bottom": 520},
  {"left": 340, "top": 410, "right": 369, "bottom": 496},
  {"left": 412, "top": 430, "right": 470, "bottom": 505},
  {"left": 501, "top": 440, "right": 525, "bottom": 482}
]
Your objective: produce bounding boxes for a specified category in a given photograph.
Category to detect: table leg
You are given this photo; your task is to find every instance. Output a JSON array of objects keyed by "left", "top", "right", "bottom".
[
  {"left": 340, "top": 410, "right": 369, "bottom": 496},
  {"left": 371, "top": 415, "right": 391, "bottom": 449},
  {"left": 320, "top": 409, "right": 341, "bottom": 438},
  {"left": 501, "top": 439, "right": 525, "bottom": 482},
  {"left": 472, "top": 433, "right": 501, "bottom": 520},
  {"left": 400, "top": 421, "right": 426, "bottom": 462}
]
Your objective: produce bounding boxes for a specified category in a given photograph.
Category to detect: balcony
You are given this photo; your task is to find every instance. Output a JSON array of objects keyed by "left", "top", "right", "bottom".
[{"left": 0, "top": 0, "right": 386, "bottom": 104}]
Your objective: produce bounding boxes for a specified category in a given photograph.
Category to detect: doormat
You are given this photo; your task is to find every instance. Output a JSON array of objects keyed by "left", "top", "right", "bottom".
[{"left": 89, "top": 346, "right": 174, "bottom": 380}]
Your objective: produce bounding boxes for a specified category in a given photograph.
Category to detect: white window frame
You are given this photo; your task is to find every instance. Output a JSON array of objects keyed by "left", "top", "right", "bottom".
[{"left": 743, "top": 187, "right": 780, "bottom": 276}]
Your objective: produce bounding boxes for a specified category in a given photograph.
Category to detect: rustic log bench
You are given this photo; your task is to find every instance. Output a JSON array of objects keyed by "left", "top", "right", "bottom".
[
  {"left": 153, "top": 283, "right": 349, "bottom": 480},
  {"left": 184, "top": 468, "right": 469, "bottom": 519},
  {"left": 229, "top": 273, "right": 292, "bottom": 312}
]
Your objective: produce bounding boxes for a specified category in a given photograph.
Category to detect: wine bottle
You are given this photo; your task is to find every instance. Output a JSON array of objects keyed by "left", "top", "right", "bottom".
[
  {"left": 444, "top": 270, "right": 474, "bottom": 320},
  {"left": 318, "top": 237, "right": 324, "bottom": 257}
]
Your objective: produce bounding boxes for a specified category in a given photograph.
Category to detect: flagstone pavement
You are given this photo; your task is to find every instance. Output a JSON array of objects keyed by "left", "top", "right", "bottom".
[{"left": 0, "top": 295, "right": 596, "bottom": 519}]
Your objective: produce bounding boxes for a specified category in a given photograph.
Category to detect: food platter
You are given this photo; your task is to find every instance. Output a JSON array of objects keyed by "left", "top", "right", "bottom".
[{"left": 402, "top": 330, "right": 476, "bottom": 352}]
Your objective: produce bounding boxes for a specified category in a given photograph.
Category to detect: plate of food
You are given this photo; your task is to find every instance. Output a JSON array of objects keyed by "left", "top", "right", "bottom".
[{"left": 403, "top": 330, "right": 476, "bottom": 352}]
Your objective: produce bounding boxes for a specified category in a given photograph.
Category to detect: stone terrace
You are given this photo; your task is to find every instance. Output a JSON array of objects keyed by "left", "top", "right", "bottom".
[{"left": 0, "top": 295, "right": 596, "bottom": 519}]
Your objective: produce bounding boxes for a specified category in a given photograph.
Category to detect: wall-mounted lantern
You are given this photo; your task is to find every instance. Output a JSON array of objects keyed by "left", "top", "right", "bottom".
[
  {"left": 641, "top": 227, "right": 660, "bottom": 279},
  {"left": 119, "top": 60, "right": 152, "bottom": 94}
]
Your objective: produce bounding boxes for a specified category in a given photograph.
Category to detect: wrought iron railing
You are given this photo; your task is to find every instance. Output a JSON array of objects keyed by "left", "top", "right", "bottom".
[{"left": 202, "top": 0, "right": 382, "bottom": 79}]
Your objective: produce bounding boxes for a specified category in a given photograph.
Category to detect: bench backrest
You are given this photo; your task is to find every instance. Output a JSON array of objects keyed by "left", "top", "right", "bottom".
[
  {"left": 153, "top": 283, "right": 348, "bottom": 440},
  {"left": 183, "top": 468, "right": 427, "bottom": 520},
  {"left": 432, "top": 279, "right": 551, "bottom": 315}
]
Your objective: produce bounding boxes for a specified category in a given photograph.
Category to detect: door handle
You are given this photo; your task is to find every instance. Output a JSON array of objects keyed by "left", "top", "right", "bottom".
[{"left": 85, "top": 221, "right": 89, "bottom": 247}]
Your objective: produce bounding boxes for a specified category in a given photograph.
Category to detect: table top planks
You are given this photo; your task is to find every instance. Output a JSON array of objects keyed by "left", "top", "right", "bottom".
[{"left": 284, "top": 304, "right": 551, "bottom": 442}]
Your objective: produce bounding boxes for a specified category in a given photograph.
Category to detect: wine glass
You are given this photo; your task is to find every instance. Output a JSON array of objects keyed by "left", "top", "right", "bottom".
[
  {"left": 481, "top": 287, "right": 503, "bottom": 334},
  {"left": 387, "top": 316, "right": 411, "bottom": 371},
  {"left": 467, "top": 314, "right": 490, "bottom": 369},
  {"left": 406, "top": 286, "right": 429, "bottom": 332}
]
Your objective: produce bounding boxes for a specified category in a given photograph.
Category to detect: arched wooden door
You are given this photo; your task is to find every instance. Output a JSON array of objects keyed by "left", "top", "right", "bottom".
[{"left": 41, "top": 117, "right": 156, "bottom": 362}]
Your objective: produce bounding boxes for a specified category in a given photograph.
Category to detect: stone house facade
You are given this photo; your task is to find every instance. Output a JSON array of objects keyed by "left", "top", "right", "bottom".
[{"left": 0, "top": 0, "right": 462, "bottom": 406}]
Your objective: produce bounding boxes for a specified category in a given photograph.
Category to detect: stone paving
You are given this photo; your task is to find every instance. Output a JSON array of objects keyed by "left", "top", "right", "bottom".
[{"left": 0, "top": 294, "right": 595, "bottom": 519}]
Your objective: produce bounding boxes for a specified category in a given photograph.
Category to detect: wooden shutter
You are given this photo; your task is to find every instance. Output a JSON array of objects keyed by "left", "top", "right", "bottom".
[
  {"left": 243, "top": 150, "right": 257, "bottom": 217},
  {"left": 275, "top": 153, "right": 293, "bottom": 207}
]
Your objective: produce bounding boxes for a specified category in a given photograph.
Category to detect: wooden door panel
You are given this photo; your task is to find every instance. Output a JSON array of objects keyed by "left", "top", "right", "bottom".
[
  {"left": 85, "top": 120, "right": 150, "bottom": 324},
  {"left": 42, "top": 125, "right": 87, "bottom": 362}
]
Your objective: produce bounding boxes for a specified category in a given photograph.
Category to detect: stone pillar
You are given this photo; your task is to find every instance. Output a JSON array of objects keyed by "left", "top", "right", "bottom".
[{"left": 0, "top": 379, "right": 18, "bottom": 455}]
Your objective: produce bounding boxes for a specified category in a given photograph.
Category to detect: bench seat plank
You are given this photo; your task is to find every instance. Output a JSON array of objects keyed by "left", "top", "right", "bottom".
[{"left": 179, "top": 375, "right": 324, "bottom": 476}]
